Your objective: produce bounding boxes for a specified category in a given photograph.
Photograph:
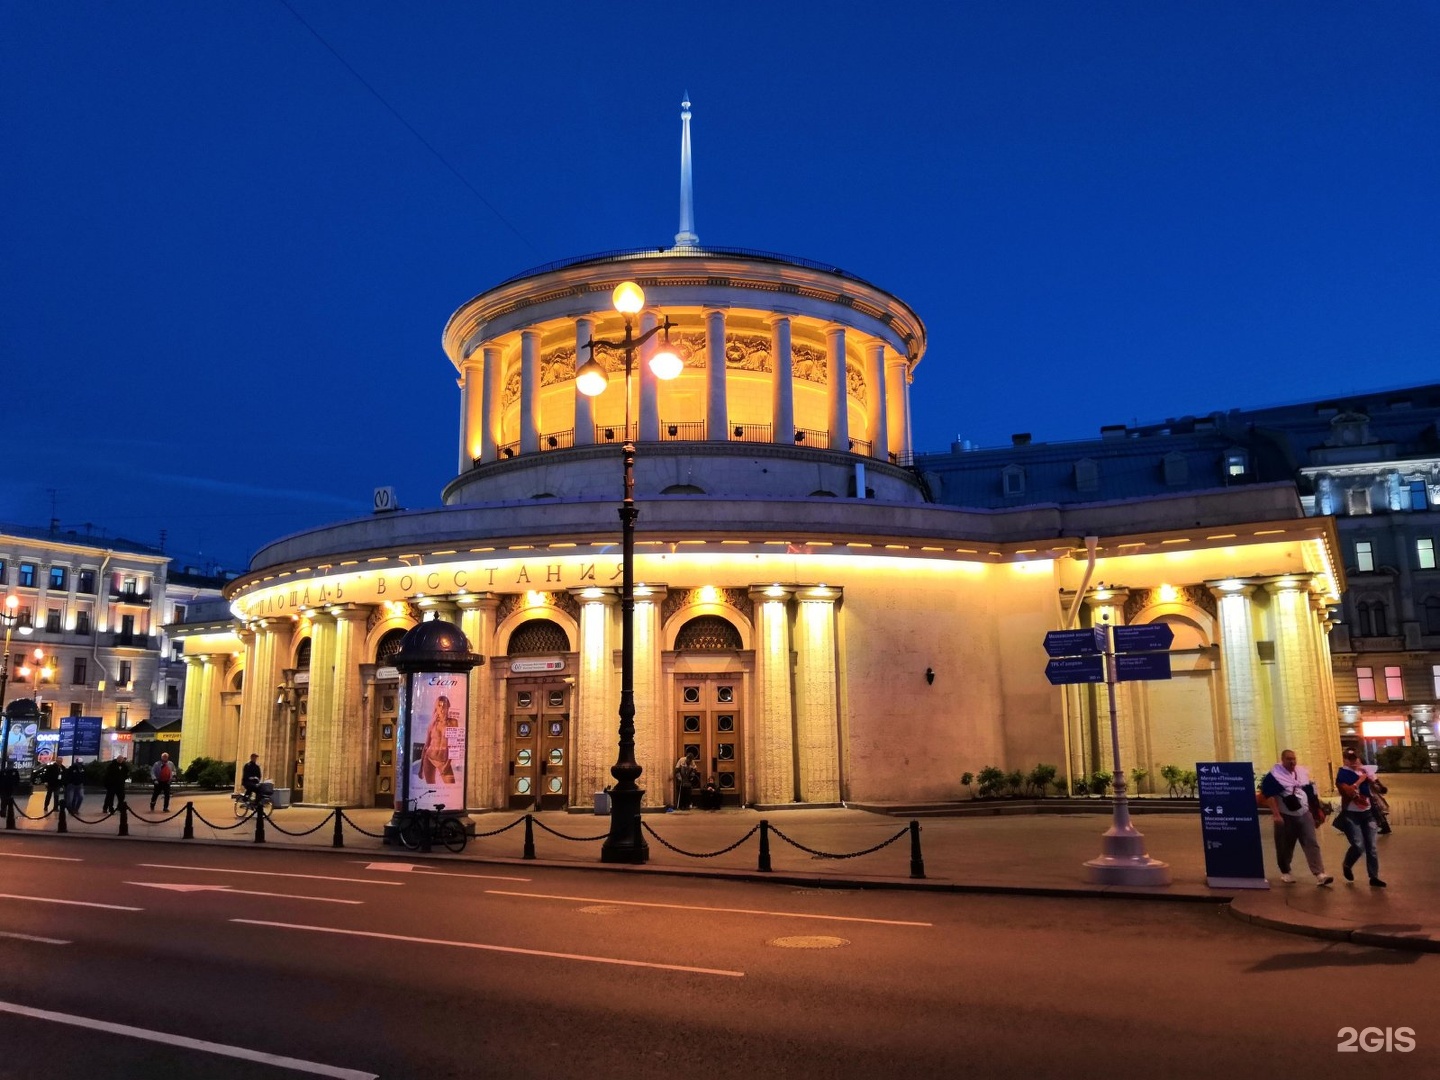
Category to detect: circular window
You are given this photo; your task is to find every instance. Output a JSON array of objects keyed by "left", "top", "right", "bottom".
[
  {"left": 547, "top": 777, "right": 563, "bottom": 794},
  {"left": 516, "top": 777, "right": 532, "bottom": 794},
  {"left": 548, "top": 748, "right": 563, "bottom": 765},
  {"left": 517, "top": 749, "right": 532, "bottom": 766}
]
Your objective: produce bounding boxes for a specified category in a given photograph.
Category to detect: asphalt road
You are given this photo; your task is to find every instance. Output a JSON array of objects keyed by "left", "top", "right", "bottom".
[{"left": 0, "top": 834, "right": 1433, "bottom": 1079}]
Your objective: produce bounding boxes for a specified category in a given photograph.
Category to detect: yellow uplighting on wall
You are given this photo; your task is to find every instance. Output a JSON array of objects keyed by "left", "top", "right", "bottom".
[
  {"left": 1157, "top": 584, "right": 1179, "bottom": 602},
  {"left": 525, "top": 591, "right": 546, "bottom": 607},
  {"left": 697, "top": 585, "right": 719, "bottom": 603}
]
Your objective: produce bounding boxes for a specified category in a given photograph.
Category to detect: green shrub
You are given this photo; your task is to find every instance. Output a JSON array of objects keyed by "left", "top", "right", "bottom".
[
  {"left": 1130, "top": 767, "right": 1149, "bottom": 794},
  {"left": 1160, "top": 763, "right": 1184, "bottom": 796},
  {"left": 196, "top": 761, "right": 233, "bottom": 789},
  {"left": 1180, "top": 769, "right": 1198, "bottom": 797},
  {"left": 976, "top": 766, "right": 1007, "bottom": 798},
  {"left": 1053, "top": 774, "right": 1069, "bottom": 796},
  {"left": 1027, "top": 763, "right": 1058, "bottom": 797},
  {"left": 130, "top": 761, "right": 153, "bottom": 783},
  {"left": 1089, "top": 770, "right": 1112, "bottom": 796},
  {"left": 960, "top": 771, "right": 975, "bottom": 797},
  {"left": 1005, "top": 769, "right": 1025, "bottom": 796},
  {"left": 1376, "top": 745, "right": 1405, "bottom": 772}
]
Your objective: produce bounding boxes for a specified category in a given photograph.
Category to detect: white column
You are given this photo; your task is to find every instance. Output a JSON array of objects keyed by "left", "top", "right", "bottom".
[
  {"left": 706, "top": 309, "right": 727, "bottom": 441},
  {"left": 303, "top": 612, "right": 336, "bottom": 804},
  {"left": 573, "top": 589, "right": 618, "bottom": 807},
  {"left": 865, "top": 340, "right": 888, "bottom": 460},
  {"left": 794, "top": 587, "right": 841, "bottom": 804},
  {"left": 770, "top": 315, "right": 794, "bottom": 444},
  {"left": 749, "top": 586, "right": 795, "bottom": 804},
  {"left": 639, "top": 310, "right": 660, "bottom": 442},
  {"left": 1265, "top": 576, "right": 1330, "bottom": 781},
  {"left": 520, "top": 329, "right": 540, "bottom": 454},
  {"left": 461, "top": 354, "right": 484, "bottom": 472},
  {"left": 181, "top": 656, "right": 206, "bottom": 762},
  {"left": 1209, "top": 583, "right": 1266, "bottom": 766},
  {"left": 573, "top": 319, "right": 595, "bottom": 446},
  {"left": 885, "top": 356, "right": 908, "bottom": 461},
  {"left": 826, "top": 326, "right": 849, "bottom": 451},
  {"left": 328, "top": 607, "right": 367, "bottom": 806},
  {"left": 459, "top": 596, "right": 499, "bottom": 809},
  {"left": 481, "top": 344, "right": 501, "bottom": 461},
  {"left": 633, "top": 588, "right": 666, "bottom": 804}
]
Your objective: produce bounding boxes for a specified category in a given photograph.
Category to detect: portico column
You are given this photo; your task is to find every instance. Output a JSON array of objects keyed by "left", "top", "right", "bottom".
[
  {"left": 770, "top": 315, "right": 794, "bottom": 445},
  {"left": 1084, "top": 591, "right": 1140, "bottom": 780},
  {"left": 326, "top": 606, "right": 368, "bottom": 806},
  {"left": 865, "top": 340, "right": 889, "bottom": 460},
  {"left": 253, "top": 620, "right": 295, "bottom": 786},
  {"left": 573, "top": 319, "right": 595, "bottom": 446},
  {"left": 572, "top": 588, "right": 618, "bottom": 809},
  {"left": 884, "top": 354, "right": 908, "bottom": 461},
  {"left": 1311, "top": 595, "right": 1345, "bottom": 782},
  {"left": 459, "top": 595, "right": 498, "bottom": 809},
  {"left": 205, "top": 657, "right": 234, "bottom": 763},
  {"left": 303, "top": 612, "right": 337, "bottom": 804},
  {"left": 749, "top": 586, "right": 796, "bottom": 804},
  {"left": 826, "top": 326, "right": 849, "bottom": 451},
  {"left": 633, "top": 586, "right": 667, "bottom": 804},
  {"left": 234, "top": 626, "right": 259, "bottom": 773},
  {"left": 520, "top": 328, "right": 541, "bottom": 454},
  {"left": 639, "top": 311, "right": 660, "bottom": 442},
  {"left": 461, "top": 352, "right": 485, "bottom": 472},
  {"left": 182, "top": 656, "right": 207, "bottom": 761},
  {"left": 1265, "top": 576, "right": 1330, "bottom": 783},
  {"left": 1208, "top": 582, "right": 1267, "bottom": 766},
  {"left": 481, "top": 344, "right": 501, "bottom": 460},
  {"left": 705, "top": 310, "right": 728, "bottom": 441},
  {"left": 794, "top": 586, "right": 841, "bottom": 804}
]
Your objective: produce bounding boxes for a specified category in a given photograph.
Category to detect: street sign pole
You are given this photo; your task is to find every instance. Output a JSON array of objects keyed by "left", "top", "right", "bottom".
[{"left": 1082, "top": 618, "right": 1171, "bottom": 886}]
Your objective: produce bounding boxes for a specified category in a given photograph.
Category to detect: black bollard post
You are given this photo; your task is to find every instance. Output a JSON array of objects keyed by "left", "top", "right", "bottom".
[
  {"left": 3, "top": 797, "right": 13, "bottom": 830},
  {"left": 183, "top": 802, "right": 195, "bottom": 840},
  {"left": 57, "top": 802, "right": 68, "bottom": 834},
  {"left": 253, "top": 805, "right": 266, "bottom": 843},
  {"left": 758, "top": 819, "right": 772, "bottom": 872},
  {"left": 118, "top": 801, "right": 129, "bottom": 837},
  {"left": 332, "top": 809, "right": 344, "bottom": 848},
  {"left": 522, "top": 813, "right": 536, "bottom": 860},
  {"left": 909, "top": 819, "right": 925, "bottom": 879}
]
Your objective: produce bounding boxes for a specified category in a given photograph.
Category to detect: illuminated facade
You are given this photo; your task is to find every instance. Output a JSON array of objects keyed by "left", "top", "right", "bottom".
[{"left": 174, "top": 102, "right": 1347, "bottom": 807}]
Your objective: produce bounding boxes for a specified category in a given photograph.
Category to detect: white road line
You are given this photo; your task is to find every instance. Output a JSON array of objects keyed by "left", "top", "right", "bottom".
[
  {"left": 485, "top": 889, "right": 933, "bottom": 927},
  {"left": 0, "top": 932, "right": 71, "bottom": 944},
  {"left": 138, "top": 864, "right": 403, "bottom": 886},
  {"left": 0, "top": 999, "right": 377, "bottom": 1080},
  {"left": 363, "top": 861, "right": 531, "bottom": 882},
  {"left": 0, "top": 852, "right": 83, "bottom": 862},
  {"left": 233, "top": 919, "right": 746, "bottom": 977},
  {"left": 0, "top": 893, "right": 142, "bottom": 912},
  {"left": 127, "top": 882, "right": 362, "bottom": 905}
]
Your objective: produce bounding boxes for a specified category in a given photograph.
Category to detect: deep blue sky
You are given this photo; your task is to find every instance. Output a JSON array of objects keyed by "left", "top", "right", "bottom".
[{"left": 3, "top": 2, "right": 1436, "bottom": 572}]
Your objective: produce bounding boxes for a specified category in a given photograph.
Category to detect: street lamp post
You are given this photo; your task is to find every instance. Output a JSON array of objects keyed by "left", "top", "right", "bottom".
[{"left": 576, "top": 281, "right": 684, "bottom": 864}]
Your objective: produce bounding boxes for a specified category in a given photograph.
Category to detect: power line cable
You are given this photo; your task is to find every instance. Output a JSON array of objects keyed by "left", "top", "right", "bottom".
[{"left": 275, "top": 0, "right": 537, "bottom": 254}]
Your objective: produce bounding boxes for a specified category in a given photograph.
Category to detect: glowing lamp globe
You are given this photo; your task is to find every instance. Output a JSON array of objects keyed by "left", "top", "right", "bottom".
[
  {"left": 649, "top": 347, "right": 683, "bottom": 381},
  {"left": 575, "top": 358, "right": 609, "bottom": 397},
  {"left": 611, "top": 281, "right": 645, "bottom": 315}
]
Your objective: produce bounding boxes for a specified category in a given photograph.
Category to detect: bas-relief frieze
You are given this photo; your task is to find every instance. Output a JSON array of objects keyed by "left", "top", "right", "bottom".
[
  {"left": 540, "top": 347, "right": 577, "bottom": 387},
  {"left": 791, "top": 344, "right": 867, "bottom": 403},
  {"left": 502, "top": 369, "right": 521, "bottom": 407},
  {"left": 1123, "top": 585, "right": 1217, "bottom": 625},
  {"left": 662, "top": 587, "right": 754, "bottom": 625},
  {"left": 495, "top": 589, "right": 580, "bottom": 627}
]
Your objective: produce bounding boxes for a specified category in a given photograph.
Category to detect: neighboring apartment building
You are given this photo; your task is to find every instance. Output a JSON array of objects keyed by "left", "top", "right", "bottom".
[
  {"left": 0, "top": 523, "right": 227, "bottom": 763},
  {"left": 916, "top": 383, "right": 1440, "bottom": 770}
]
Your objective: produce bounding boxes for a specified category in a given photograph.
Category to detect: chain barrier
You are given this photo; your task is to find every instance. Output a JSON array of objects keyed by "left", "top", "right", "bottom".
[
  {"left": 260, "top": 808, "right": 337, "bottom": 838},
  {"left": 768, "top": 823, "right": 910, "bottom": 860},
  {"left": 530, "top": 817, "right": 608, "bottom": 842},
  {"left": 190, "top": 807, "right": 256, "bottom": 832},
  {"left": 338, "top": 811, "right": 389, "bottom": 839},
  {"left": 13, "top": 802, "right": 56, "bottom": 821},
  {"left": 641, "top": 821, "right": 760, "bottom": 858},
  {"left": 67, "top": 807, "right": 115, "bottom": 825},
  {"left": 124, "top": 805, "right": 187, "bottom": 825},
  {"left": 470, "top": 816, "right": 526, "bottom": 839}
]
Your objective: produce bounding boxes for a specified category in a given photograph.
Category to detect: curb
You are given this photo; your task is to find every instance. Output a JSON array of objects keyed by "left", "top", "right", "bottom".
[{"left": 1225, "top": 902, "right": 1440, "bottom": 953}]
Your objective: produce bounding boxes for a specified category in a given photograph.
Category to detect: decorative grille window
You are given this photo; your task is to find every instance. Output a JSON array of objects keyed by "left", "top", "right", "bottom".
[
  {"left": 295, "top": 638, "right": 312, "bottom": 669},
  {"left": 675, "top": 615, "right": 742, "bottom": 651},
  {"left": 509, "top": 619, "right": 570, "bottom": 654},
  {"left": 376, "top": 629, "right": 406, "bottom": 665}
]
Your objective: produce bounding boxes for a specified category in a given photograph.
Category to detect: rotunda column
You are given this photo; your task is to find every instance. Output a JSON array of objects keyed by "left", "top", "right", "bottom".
[
  {"left": 633, "top": 585, "right": 667, "bottom": 802},
  {"left": 769, "top": 315, "right": 795, "bottom": 446},
  {"left": 204, "top": 656, "right": 235, "bottom": 763},
  {"left": 639, "top": 310, "right": 660, "bottom": 442},
  {"left": 573, "top": 318, "right": 595, "bottom": 446},
  {"left": 884, "top": 355, "right": 909, "bottom": 461},
  {"left": 1264, "top": 576, "right": 1331, "bottom": 784},
  {"left": 1207, "top": 581, "right": 1266, "bottom": 765},
  {"left": 794, "top": 585, "right": 842, "bottom": 804},
  {"left": 326, "top": 605, "right": 369, "bottom": 806},
  {"left": 481, "top": 344, "right": 501, "bottom": 461},
  {"left": 865, "top": 340, "right": 889, "bottom": 460},
  {"left": 234, "top": 625, "right": 259, "bottom": 771},
  {"left": 181, "top": 656, "right": 208, "bottom": 761},
  {"left": 520, "top": 328, "right": 541, "bottom": 455},
  {"left": 826, "top": 326, "right": 849, "bottom": 452},
  {"left": 458, "top": 594, "right": 499, "bottom": 809},
  {"left": 571, "top": 587, "right": 618, "bottom": 809},
  {"left": 302, "top": 611, "right": 337, "bottom": 804},
  {"left": 748, "top": 586, "right": 796, "bottom": 805},
  {"left": 705, "top": 310, "right": 728, "bottom": 441},
  {"left": 461, "top": 352, "right": 485, "bottom": 472}
]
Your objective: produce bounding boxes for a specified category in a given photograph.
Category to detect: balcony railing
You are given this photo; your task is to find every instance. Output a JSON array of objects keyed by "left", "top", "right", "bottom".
[
  {"left": 110, "top": 589, "right": 151, "bottom": 606},
  {"left": 661, "top": 421, "right": 707, "bottom": 441},
  {"left": 793, "top": 427, "right": 829, "bottom": 448},
  {"left": 595, "top": 422, "right": 639, "bottom": 444},
  {"left": 541, "top": 429, "right": 575, "bottom": 451},
  {"left": 730, "top": 423, "right": 773, "bottom": 444},
  {"left": 109, "top": 633, "right": 156, "bottom": 649}
]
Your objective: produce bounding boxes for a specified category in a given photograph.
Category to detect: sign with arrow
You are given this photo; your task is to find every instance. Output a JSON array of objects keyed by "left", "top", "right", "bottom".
[
  {"left": 1194, "top": 763, "right": 1268, "bottom": 889},
  {"left": 1043, "top": 628, "right": 1106, "bottom": 657},
  {"left": 1115, "top": 652, "right": 1172, "bottom": 682},
  {"left": 1112, "top": 623, "right": 1174, "bottom": 653},
  {"left": 1044, "top": 655, "right": 1106, "bottom": 685}
]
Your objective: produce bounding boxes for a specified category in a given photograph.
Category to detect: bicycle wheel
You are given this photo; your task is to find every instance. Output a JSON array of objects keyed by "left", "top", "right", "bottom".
[
  {"left": 398, "top": 817, "right": 425, "bottom": 851},
  {"left": 233, "top": 796, "right": 251, "bottom": 819},
  {"left": 439, "top": 817, "right": 467, "bottom": 853}
]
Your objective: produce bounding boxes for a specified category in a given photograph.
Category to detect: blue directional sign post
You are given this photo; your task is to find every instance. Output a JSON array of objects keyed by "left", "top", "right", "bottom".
[
  {"left": 1195, "top": 762, "right": 1269, "bottom": 889},
  {"left": 58, "top": 716, "right": 103, "bottom": 759}
]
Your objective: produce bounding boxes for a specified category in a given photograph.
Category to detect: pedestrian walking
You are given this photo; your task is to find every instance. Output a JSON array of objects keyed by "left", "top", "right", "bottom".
[
  {"left": 102, "top": 755, "right": 129, "bottom": 814},
  {"left": 672, "top": 750, "right": 697, "bottom": 811},
  {"left": 63, "top": 759, "right": 86, "bottom": 814},
  {"left": 1335, "top": 747, "right": 1386, "bottom": 887},
  {"left": 149, "top": 752, "right": 174, "bottom": 812},
  {"left": 1260, "top": 749, "right": 1333, "bottom": 886},
  {"left": 39, "top": 758, "right": 64, "bottom": 813}
]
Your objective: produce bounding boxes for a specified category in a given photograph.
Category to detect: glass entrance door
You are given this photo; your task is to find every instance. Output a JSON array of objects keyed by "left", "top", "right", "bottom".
[
  {"left": 507, "top": 682, "right": 571, "bottom": 810},
  {"left": 675, "top": 675, "right": 743, "bottom": 806},
  {"left": 372, "top": 682, "right": 399, "bottom": 808}
]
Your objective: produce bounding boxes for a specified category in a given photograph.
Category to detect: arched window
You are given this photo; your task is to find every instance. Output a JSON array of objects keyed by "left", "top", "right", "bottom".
[
  {"left": 508, "top": 619, "right": 570, "bottom": 654},
  {"left": 295, "top": 638, "right": 312, "bottom": 670},
  {"left": 674, "top": 615, "right": 743, "bottom": 651},
  {"left": 375, "top": 628, "right": 407, "bottom": 666},
  {"left": 1356, "top": 601, "right": 1387, "bottom": 637},
  {"left": 1424, "top": 596, "right": 1440, "bottom": 635}
]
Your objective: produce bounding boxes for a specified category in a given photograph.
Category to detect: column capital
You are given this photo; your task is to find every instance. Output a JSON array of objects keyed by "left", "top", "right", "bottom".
[
  {"left": 1083, "top": 587, "right": 1130, "bottom": 608},
  {"left": 748, "top": 584, "right": 794, "bottom": 604},
  {"left": 1206, "top": 579, "right": 1260, "bottom": 599},
  {"left": 456, "top": 591, "right": 500, "bottom": 615},
  {"left": 794, "top": 584, "right": 840, "bottom": 605},
  {"left": 323, "top": 603, "right": 371, "bottom": 622},
  {"left": 569, "top": 586, "right": 619, "bottom": 607},
  {"left": 766, "top": 311, "right": 796, "bottom": 327},
  {"left": 1261, "top": 574, "right": 1317, "bottom": 595}
]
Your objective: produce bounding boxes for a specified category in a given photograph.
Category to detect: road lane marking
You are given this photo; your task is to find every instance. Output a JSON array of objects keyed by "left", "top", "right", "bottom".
[
  {"left": 233, "top": 919, "right": 746, "bottom": 977},
  {"left": 0, "top": 932, "right": 71, "bottom": 944},
  {"left": 127, "top": 882, "right": 362, "bottom": 905},
  {"left": 0, "top": 852, "right": 83, "bottom": 862},
  {"left": 363, "top": 861, "right": 531, "bottom": 882},
  {"left": 0, "top": 893, "right": 142, "bottom": 911},
  {"left": 485, "top": 890, "right": 933, "bottom": 927},
  {"left": 0, "top": 999, "right": 376, "bottom": 1080},
  {"left": 138, "top": 864, "right": 402, "bottom": 886}
]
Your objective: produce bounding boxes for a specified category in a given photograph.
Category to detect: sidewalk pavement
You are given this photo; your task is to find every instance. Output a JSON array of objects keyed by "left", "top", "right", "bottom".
[{"left": 7, "top": 775, "right": 1437, "bottom": 953}]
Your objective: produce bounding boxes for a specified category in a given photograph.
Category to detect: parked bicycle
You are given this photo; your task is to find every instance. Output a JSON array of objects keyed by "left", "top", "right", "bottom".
[
  {"left": 398, "top": 791, "right": 468, "bottom": 853},
  {"left": 232, "top": 782, "right": 273, "bottom": 818}
]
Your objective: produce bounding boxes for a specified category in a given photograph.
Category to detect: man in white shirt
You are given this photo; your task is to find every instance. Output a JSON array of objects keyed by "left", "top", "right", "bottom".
[{"left": 1260, "top": 748, "right": 1333, "bottom": 886}]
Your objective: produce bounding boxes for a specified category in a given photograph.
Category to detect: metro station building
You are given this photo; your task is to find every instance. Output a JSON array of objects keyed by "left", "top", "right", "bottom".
[{"left": 175, "top": 104, "right": 1346, "bottom": 809}]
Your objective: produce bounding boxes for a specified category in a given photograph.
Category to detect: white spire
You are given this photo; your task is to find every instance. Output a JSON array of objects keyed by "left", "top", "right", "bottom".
[{"left": 675, "top": 93, "right": 699, "bottom": 249}]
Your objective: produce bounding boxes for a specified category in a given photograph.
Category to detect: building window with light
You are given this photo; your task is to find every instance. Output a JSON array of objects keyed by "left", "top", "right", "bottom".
[
  {"left": 1432, "top": 664, "right": 1440, "bottom": 698},
  {"left": 18, "top": 563, "right": 35, "bottom": 587},
  {"left": 49, "top": 566, "right": 66, "bottom": 590},
  {"left": 1410, "top": 480, "right": 1430, "bottom": 510},
  {"left": 1225, "top": 449, "right": 1248, "bottom": 477},
  {"left": 1357, "top": 666, "right": 1376, "bottom": 701},
  {"left": 117, "top": 706, "right": 129, "bottom": 729},
  {"left": 1419, "top": 538, "right": 1436, "bottom": 570},
  {"left": 118, "top": 660, "right": 132, "bottom": 686},
  {"left": 1354, "top": 541, "right": 1374, "bottom": 573},
  {"left": 173, "top": 604, "right": 187, "bottom": 624},
  {"left": 1384, "top": 665, "right": 1405, "bottom": 700}
]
